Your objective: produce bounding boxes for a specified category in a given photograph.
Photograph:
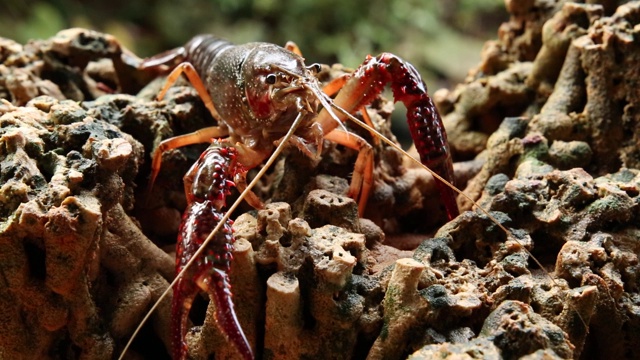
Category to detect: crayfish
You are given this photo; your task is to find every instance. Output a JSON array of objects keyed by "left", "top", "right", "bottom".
[{"left": 120, "top": 35, "right": 460, "bottom": 360}]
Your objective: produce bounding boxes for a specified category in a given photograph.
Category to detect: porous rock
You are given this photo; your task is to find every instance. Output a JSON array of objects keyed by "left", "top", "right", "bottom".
[
  {"left": 0, "top": 94, "right": 174, "bottom": 359},
  {"left": 3, "top": 3, "right": 640, "bottom": 358},
  {"left": 480, "top": 300, "right": 573, "bottom": 359}
]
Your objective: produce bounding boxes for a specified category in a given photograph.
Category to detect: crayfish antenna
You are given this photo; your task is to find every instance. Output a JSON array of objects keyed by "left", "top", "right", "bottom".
[{"left": 308, "top": 83, "right": 350, "bottom": 136}]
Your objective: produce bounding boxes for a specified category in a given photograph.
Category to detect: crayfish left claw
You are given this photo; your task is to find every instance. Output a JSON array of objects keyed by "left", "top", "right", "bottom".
[
  {"left": 170, "top": 277, "right": 197, "bottom": 360},
  {"left": 204, "top": 269, "right": 253, "bottom": 360},
  {"left": 171, "top": 143, "right": 253, "bottom": 360}
]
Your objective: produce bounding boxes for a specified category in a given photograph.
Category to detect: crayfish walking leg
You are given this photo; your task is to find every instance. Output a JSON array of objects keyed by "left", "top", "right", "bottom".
[{"left": 172, "top": 142, "right": 252, "bottom": 360}]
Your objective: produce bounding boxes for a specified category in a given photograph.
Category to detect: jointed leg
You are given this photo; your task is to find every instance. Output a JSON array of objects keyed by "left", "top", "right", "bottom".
[
  {"left": 316, "top": 53, "right": 459, "bottom": 219},
  {"left": 157, "top": 62, "right": 222, "bottom": 121},
  {"left": 285, "top": 40, "right": 377, "bottom": 144},
  {"left": 149, "top": 126, "right": 229, "bottom": 191},
  {"left": 323, "top": 129, "right": 374, "bottom": 217},
  {"left": 322, "top": 75, "right": 379, "bottom": 144},
  {"left": 322, "top": 74, "right": 349, "bottom": 97},
  {"left": 284, "top": 41, "right": 303, "bottom": 56},
  {"left": 233, "top": 172, "right": 265, "bottom": 210},
  {"left": 230, "top": 141, "right": 274, "bottom": 210}
]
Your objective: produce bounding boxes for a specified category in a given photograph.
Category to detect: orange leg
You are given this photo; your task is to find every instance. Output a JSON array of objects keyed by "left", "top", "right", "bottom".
[
  {"left": 233, "top": 172, "right": 265, "bottom": 210},
  {"left": 322, "top": 75, "right": 379, "bottom": 145},
  {"left": 320, "top": 72, "right": 379, "bottom": 214},
  {"left": 149, "top": 126, "right": 229, "bottom": 191},
  {"left": 284, "top": 41, "right": 363, "bottom": 134},
  {"left": 230, "top": 141, "right": 273, "bottom": 210},
  {"left": 157, "top": 62, "right": 222, "bottom": 121},
  {"left": 322, "top": 74, "right": 350, "bottom": 96},
  {"left": 323, "top": 128, "right": 374, "bottom": 217},
  {"left": 284, "top": 41, "right": 303, "bottom": 56},
  {"left": 358, "top": 106, "right": 380, "bottom": 145},
  {"left": 273, "top": 120, "right": 324, "bottom": 161}
]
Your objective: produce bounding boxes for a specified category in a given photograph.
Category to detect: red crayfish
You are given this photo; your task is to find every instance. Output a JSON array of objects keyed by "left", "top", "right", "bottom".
[{"left": 119, "top": 35, "right": 460, "bottom": 360}]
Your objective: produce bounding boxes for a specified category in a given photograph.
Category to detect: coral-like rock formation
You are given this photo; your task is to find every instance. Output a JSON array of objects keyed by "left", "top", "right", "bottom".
[
  {"left": 2, "top": 1, "right": 640, "bottom": 359},
  {"left": 0, "top": 94, "right": 174, "bottom": 359},
  {"left": 480, "top": 300, "right": 574, "bottom": 359}
]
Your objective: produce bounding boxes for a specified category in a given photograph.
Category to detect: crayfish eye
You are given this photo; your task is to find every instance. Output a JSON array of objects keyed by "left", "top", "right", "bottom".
[
  {"left": 307, "top": 63, "right": 321, "bottom": 74},
  {"left": 265, "top": 74, "right": 277, "bottom": 84}
]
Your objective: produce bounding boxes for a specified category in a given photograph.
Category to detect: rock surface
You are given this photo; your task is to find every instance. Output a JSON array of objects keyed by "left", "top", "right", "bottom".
[{"left": 1, "top": 2, "right": 640, "bottom": 359}]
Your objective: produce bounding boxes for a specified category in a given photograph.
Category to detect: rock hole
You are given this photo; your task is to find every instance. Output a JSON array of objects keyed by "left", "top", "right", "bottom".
[
  {"left": 24, "top": 240, "right": 46, "bottom": 281},
  {"left": 77, "top": 32, "right": 92, "bottom": 46},
  {"left": 612, "top": 77, "right": 622, "bottom": 87},
  {"left": 2, "top": 163, "right": 17, "bottom": 181},
  {"left": 554, "top": 305, "right": 563, "bottom": 316},
  {"left": 572, "top": 12, "right": 591, "bottom": 29},
  {"left": 128, "top": 317, "right": 171, "bottom": 359},
  {"left": 298, "top": 258, "right": 318, "bottom": 331},
  {"left": 38, "top": 155, "right": 56, "bottom": 184},
  {"left": 531, "top": 302, "right": 541, "bottom": 313},
  {"left": 528, "top": 230, "right": 563, "bottom": 271},
  {"left": 189, "top": 293, "right": 209, "bottom": 326},
  {"left": 279, "top": 232, "right": 292, "bottom": 247}
]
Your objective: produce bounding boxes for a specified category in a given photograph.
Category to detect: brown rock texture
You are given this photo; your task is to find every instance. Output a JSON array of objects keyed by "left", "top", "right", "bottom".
[{"left": 1, "top": 1, "right": 640, "bottom": 359}]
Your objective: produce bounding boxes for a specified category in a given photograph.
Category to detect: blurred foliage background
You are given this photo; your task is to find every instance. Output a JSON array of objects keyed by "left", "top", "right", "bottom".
[{"left": 0, "top": 0, "right": 506, "bottom": 86}]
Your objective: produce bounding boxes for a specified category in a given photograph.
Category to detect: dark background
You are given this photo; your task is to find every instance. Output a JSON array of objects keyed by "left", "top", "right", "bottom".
[
  {"left": 0, "top": 0, "right": 506, "bottom": 86},
  {"left": 0, "top": 0, "right": 507, "bottom": 147}
]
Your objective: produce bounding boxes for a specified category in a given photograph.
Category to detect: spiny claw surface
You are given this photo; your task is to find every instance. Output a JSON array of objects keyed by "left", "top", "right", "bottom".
[
  {"left": 322, "top": 53, "right": 460, "bottom": 219},
  {"left": 172, "top": 142, "right": 252, "bottom": 360}
]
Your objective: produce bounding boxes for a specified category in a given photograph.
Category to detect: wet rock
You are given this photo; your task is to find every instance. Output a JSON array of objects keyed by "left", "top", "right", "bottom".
[
  {"left": 302, "top": 189, "right": 360, "bottom": 232},
  {"left": 480, "top": 300, "right": 574, "bottom": 359},
  {"left": 408, "top": 337, "right": 501, "bottom": 360},
  {"left": 229, "top": 202, "right": 373, "bottom": 359},
  {"left": 547, "top": 140, "right": 593, "bottom": 170}
]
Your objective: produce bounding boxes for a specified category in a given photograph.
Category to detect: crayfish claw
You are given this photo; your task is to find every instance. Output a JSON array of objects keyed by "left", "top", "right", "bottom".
[
  {"left": 170, "top": 277, "right": 198, "bottom": 360},
  {"left": 206, "top": 269, "right": 253, "bottom": 360},
  {"left": 170, "top": 142, "right": 253, "bottom": 359}
]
